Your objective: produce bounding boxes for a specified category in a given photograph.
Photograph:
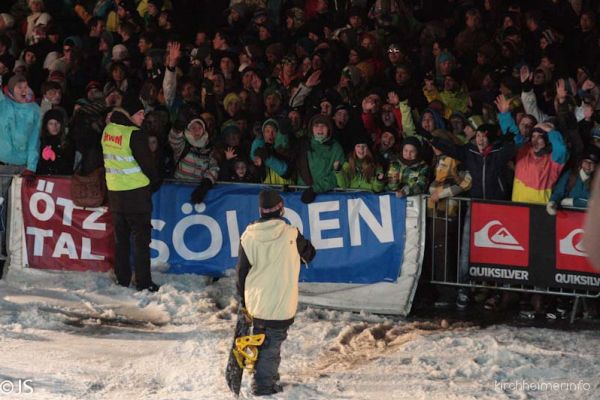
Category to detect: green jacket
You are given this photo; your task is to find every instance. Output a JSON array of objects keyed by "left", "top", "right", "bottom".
[
  {"left": 336, "top": 161, "right": 386, "bottom": 192},
  {"left": 298, "top": 137, "right": 345, "bottom": 193}
]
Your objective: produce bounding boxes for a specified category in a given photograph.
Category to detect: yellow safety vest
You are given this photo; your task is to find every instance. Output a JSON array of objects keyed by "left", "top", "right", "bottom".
[{"left": 101, "top": 123, "right": 150, "bottom": 191}]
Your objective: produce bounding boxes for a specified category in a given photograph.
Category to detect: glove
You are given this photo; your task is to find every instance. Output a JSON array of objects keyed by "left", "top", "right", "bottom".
[
  {"left": 560, "top": 198, "right": 574, "bottom": 207},
  {"left": 546, "top": 201, "right": 557, "bottom": 216},
  {"left": 301, "top": 186, "right": 316, "bottom": 204},
  {"left": 418, "top": 129, "right": 433, "bottom": 142},
  {"left": 42, "top": 145, "right": 56, "bottom": 161},
  {"left": 20, "top": 169, "right": 36, "bottom": 186},
  {"left": 190, "top": 179, "right": 213, "bottom": 204}
]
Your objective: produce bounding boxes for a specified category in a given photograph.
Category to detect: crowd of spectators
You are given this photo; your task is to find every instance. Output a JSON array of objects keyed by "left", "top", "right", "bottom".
[{"left": 1, "top": 0, "right": 600, "bottom": 314}]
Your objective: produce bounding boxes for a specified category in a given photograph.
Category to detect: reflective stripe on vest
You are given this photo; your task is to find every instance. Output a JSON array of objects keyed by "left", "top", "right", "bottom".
[{"left": 101, "top": 123, "right": 150, "bottom": 191}]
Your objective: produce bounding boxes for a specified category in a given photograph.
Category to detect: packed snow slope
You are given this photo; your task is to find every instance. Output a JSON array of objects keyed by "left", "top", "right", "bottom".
[{"left": 0, "top": 267, "right": 598, "bottom": 400}]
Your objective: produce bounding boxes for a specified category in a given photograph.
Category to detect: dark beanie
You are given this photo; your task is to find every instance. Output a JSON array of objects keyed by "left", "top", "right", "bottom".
[
  {"left": 401, "top": 136, "right": 422, "bottom": 154},
  {"left": 121, "top": 95, "right": 144, "bottom": 116},
  {"left": 259, "top": 190, "right": 284, "bottom": 218}
]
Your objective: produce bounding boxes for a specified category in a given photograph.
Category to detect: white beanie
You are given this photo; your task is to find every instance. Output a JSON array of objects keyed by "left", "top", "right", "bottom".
[
  {"left": 112, "top": 44, "right": 129, "bottom": 61},
  {"left": 13, "top": 60, "right": 26, "bottom": 72},
  {"left": 0, "top": 13, "right": 15, "bottom": 29},
  {"left": 49, "top": 58, "right": 68, "bottom": 74},
  {"left": 43, "top": 51, "right": 60, "bottom": 69}
]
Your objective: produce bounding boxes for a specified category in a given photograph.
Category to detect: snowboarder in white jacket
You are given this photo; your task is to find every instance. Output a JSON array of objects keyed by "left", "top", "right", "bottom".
[{"left": 236, "top": 189, "right": 316, "bottom": 396}]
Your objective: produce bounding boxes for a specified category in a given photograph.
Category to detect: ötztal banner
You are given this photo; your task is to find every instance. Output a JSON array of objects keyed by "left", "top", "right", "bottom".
[{"left": 21, "top": 177, "right": 114, "bottom": 272}]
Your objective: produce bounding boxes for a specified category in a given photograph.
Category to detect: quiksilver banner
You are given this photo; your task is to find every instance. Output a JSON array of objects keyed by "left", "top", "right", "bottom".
[{"left": 469, "top": 200, "right": 600, "bottom": 291}]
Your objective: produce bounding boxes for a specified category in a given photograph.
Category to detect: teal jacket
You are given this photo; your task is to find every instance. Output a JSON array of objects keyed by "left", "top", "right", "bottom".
[
  {"left": 0, "top": 89, "right": 41, "bottom": 171},
  {"left": 550, "top": 169, "right": 592, "bottom": 208}
]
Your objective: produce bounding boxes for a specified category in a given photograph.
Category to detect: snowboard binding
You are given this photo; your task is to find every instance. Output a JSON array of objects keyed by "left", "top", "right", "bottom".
[{"left": 233, "top": 334, "right": 266, "bottom": 372}]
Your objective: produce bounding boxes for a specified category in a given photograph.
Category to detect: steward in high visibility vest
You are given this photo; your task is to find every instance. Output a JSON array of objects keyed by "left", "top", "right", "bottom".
[
  {"left": 101, "top": 97, "right": 161, "bottom": 292},
  {"left": 102, "top": 122, "right": 150, "bottom": 191}
]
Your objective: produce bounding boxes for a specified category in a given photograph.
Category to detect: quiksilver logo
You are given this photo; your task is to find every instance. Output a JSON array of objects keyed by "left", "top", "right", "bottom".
[
  {"left": 474, "top": 220, "right": 524, "bottom": 251},
  {"left": 559, "top": 228, "right": 586, "bottom": 257}
]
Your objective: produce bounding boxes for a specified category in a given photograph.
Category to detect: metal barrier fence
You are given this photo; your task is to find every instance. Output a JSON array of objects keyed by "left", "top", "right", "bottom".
[{"left": 424, "top": 196, "right": 599, "bottom": 322}]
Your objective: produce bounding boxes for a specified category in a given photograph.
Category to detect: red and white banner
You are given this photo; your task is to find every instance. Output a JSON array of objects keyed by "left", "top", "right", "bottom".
[
  {"left": 470, "top": 202, "right": 530, "bottom": 267},
  {"left": 555, "top": 210, "right": 595, "bottom": 273},
  {"left": 21, "top": 177, "right": 114, "bottom": 272}
]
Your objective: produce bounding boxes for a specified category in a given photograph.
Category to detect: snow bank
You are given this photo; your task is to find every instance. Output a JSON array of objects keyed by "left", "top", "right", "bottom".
[{"left": 1, "top": 267, "right": 599, "bottom": 399}]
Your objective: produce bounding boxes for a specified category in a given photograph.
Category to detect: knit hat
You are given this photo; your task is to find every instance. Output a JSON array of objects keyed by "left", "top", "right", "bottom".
[
  {"left": 258, "top": 189, "right": 284, "bottom": 218},
  {"left": 0, "top": 13, "right": 15, "bottom": 29},
  {"left": 7, "top": 74, "right": 27, "bottom": 95},
  {"left": 476, "top": 123, "right": 498, "bottom": 137},
  {"left": 147, "top": 0, "right": 164, "bottom": 9},
  {"left": 541, "top": 29, "right": 556, "bottom": 45},
  {"left": 221, "top": 122, "right": 241, "bottom": 138},
  {"left": 42, "top": 51, "right": 60, "bottom": 69},
  {"left": 581, "top": 148, "right": 600, "bottom": 163},
  {"left": 309, "top": 114, "right": 333, "bottom": 135},
  {"left": 43, "top": 108, "right": 64, "bottom": 127},
  {"left": 263, "top": 86, "right": 282, "bottom": 101},
  {"left": 351, "top": 131, "right": 373, "bottom": 149},
  {"left": 112, "top": 44, "right": 129, "bottom": 61},
  {"left": 100, "top": 31, "right": 115, "bottom": 48},
  {"left": 229, "top": 4, "right": 247, "bottom": 17},
  {"left": 262, "top": 118, "right": 279, "bottom": 133},
  {"left": 223, "top": 92, "right": 241, "bottom": 110},
  {"left": 401, "top": 136, "right": 422, "bottom": 154},
  {"left": 121, "top": 95, "right": 144, "bottom": 116},
  {"left": 265, "top": 43, "right": 284, "bottom": 61},
  {"left": 13, "top": 59, "right": 26, "bottom": 73},
  {"left": 63, "top": 35, "right": 82, "bottom": 50}
]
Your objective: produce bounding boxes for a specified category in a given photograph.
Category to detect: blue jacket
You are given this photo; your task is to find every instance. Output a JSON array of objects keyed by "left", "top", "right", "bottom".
[
  {"left": 550, "top": 169, "right": 592, "bottom": 208},
  {"left": 0, "top": 89, "right": 41, "bottom": 171}
]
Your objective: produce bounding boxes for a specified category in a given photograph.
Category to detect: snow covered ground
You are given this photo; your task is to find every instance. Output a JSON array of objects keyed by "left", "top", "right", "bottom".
[{"left": 1, "top": 267, "right": 599, "bottom": 400}]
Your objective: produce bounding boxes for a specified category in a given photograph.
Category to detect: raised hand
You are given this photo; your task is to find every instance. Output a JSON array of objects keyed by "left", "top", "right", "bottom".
[
  {"left": 225, "top": 147, "right": 237, "bottom": 160},
  {"left": 555, "top": 79, "right": 568, "bottom": 101},
  {"left": 362, "top": 96, "right": 375, "bottom": 113},
  {"left": 167, "top": 41, "right": 181, "bottom": 68},
  {"left": 494, "top": 94, "right": 511, "bottom": 113},
  {"left": 519, "top": 65, "right": 532, "bottom": 84},
  {"left": 305, "top": 70, "right": 322, "bottom": 88},
  {"left": 582, "top": 79, "right": 596, "bottom": 91}
]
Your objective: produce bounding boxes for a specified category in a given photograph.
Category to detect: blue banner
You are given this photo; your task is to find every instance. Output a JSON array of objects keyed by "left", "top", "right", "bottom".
[{"left": 151, "top": 183, "right": 407, "bottom": 284}]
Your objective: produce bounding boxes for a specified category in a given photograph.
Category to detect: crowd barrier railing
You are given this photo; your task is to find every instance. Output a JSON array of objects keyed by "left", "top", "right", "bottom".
[{"left": 424, "top": 195, "right": 600, "bottom": 322}]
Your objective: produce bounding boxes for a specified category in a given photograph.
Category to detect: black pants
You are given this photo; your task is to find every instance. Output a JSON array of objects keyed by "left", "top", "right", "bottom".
[
  {"left": 251, "top": 323, "right": 289, "bottom": 396},
  {"left": 111, "top": 211, "right": 152, "bottom": 289}
]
